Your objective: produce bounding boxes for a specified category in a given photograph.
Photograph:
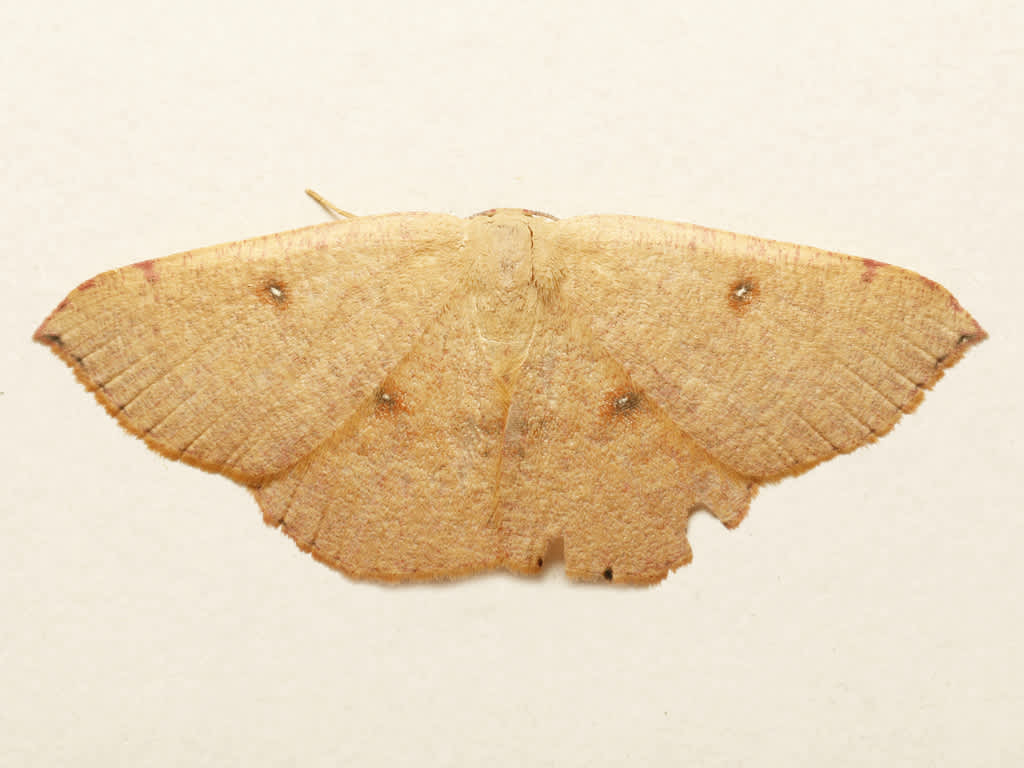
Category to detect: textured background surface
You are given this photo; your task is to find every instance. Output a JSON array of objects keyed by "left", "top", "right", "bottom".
[{"left": 2, "top": 1, "right": 1020, "bottom": 765}]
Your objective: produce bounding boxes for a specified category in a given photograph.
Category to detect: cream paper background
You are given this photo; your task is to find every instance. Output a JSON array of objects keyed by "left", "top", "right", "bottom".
[{"left": 2, "top": 2, "right": 1019, "bottom": 765}]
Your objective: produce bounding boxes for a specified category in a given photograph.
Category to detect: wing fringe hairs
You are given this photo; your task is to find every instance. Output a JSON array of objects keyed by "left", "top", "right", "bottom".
[{"left": 35, "top": 209, "right": 985, "bottom": 584}]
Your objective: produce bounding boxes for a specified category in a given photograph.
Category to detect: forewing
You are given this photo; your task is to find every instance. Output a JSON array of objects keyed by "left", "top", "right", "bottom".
[
  {"left": 35, "top": 214, "right": 468, "bottom": 483},
  {"left": 556, "top": 216, "right": 985, "bottom": 480}
]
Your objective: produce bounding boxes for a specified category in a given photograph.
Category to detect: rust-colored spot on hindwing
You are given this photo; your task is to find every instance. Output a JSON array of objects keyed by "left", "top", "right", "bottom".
[
  {"left": 374, "top": 380, "right": 410, "bottom": 417},
  {"left": 602, "top": 386, "right": 645, "bottom": 424}
]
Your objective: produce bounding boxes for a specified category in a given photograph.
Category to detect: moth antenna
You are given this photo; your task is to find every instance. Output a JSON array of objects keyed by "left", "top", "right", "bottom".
[{"left": 305, "top": 189, "right": 356, "bottom": 219}]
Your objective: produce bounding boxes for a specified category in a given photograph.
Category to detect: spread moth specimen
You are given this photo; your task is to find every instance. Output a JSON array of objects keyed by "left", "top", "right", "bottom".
[{"left": 35, "top": 203, "right": 985, "bottom": 584}]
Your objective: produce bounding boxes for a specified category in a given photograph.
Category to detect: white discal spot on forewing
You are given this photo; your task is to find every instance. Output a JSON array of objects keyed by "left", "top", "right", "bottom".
[
  {"left": 728, "top": 277, "right": 760, "bottom": 313},
  {"left": 259, "top": 278, "right": 289, "bottom": 307}
]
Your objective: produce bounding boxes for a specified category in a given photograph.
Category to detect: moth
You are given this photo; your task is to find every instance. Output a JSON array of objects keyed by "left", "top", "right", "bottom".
[{"left": 35, "top": 196, "right": 985, "bottom": 583}]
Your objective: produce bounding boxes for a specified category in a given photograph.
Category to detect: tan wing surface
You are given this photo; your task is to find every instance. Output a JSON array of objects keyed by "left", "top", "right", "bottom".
[
  {"left": 494, "top": 303, "right": 755, "bottom": 584},
  {"left": 254, "top": 293, "right": 504, "bottom": 580},
  {"left": 555, "top": 216, "right": 986, "bottom": 480},
  {"left": 35, "top": 214, "right": 468, "bottom": 482}
]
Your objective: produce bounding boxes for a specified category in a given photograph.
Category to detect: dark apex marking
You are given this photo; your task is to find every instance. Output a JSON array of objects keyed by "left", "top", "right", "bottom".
[
  {"left": 603, "top": 567, "right": 614, "bottom": 581},
  {"left": 939, "top": 334, "right": 975, "bottom": 365}
]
